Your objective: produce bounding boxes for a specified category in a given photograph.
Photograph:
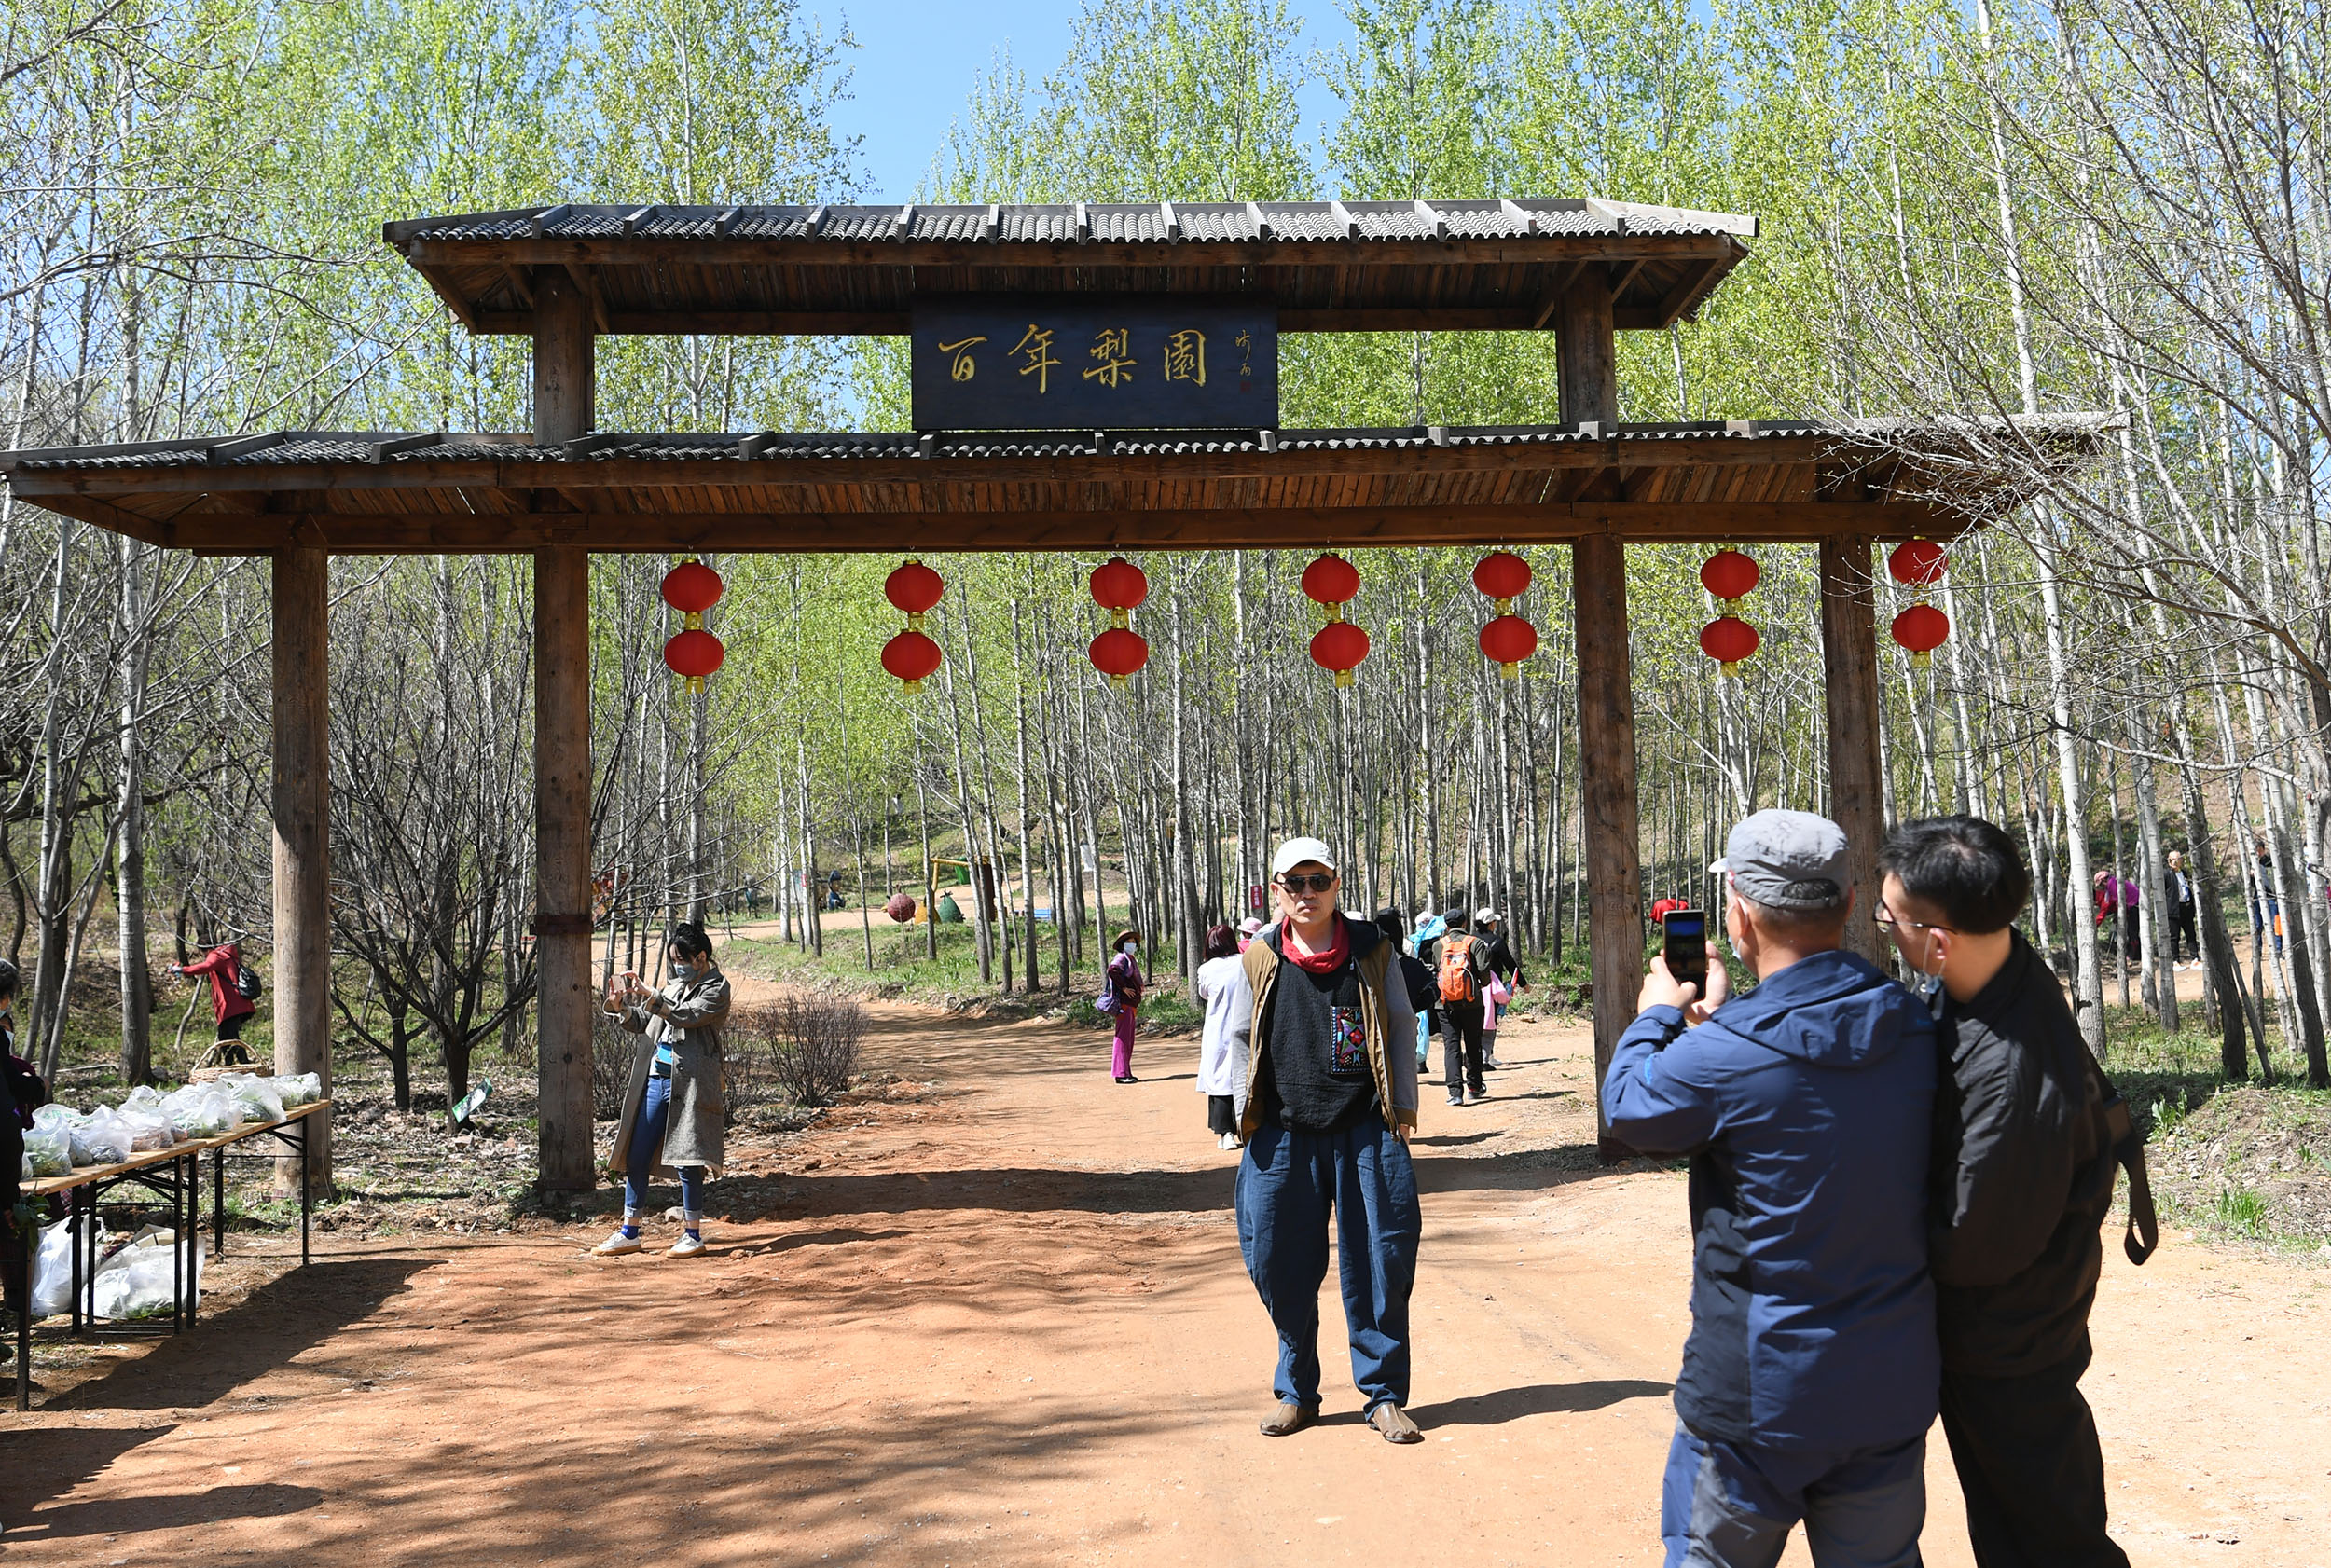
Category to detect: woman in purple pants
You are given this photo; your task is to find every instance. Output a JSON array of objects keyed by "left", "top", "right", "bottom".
[{"left": 1106, "top": 928, "right": 1145, "bottom": 1083}]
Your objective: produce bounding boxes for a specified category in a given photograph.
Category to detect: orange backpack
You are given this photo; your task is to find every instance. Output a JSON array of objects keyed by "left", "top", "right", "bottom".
[{"left": 1438, "top": 933, "right": 1481, "bottom": 1003}]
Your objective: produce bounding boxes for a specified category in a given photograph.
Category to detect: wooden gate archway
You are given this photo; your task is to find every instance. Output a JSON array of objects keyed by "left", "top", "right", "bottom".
[{"left": 0, "top": 199, "right": 2107, "bottom": 1189}]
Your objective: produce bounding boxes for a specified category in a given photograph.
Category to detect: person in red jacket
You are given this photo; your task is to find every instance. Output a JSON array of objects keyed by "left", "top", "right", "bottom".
[{"left": 172, "top": 942, "right": 257, "bottom": 1066}]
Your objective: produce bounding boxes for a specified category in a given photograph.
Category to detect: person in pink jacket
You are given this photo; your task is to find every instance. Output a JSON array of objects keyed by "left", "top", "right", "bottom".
[{"left": 172, "top": 942, "right": 258, "bottom": 1066}]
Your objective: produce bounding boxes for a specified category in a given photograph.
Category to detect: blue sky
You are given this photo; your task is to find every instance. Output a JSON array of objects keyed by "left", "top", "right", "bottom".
[{"left": 818, "top": 0, "right": 1356, "bottom": 201}]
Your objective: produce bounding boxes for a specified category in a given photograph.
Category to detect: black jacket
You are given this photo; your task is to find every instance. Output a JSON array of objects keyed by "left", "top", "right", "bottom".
[{"left": 1929, "top": 930, "right": 2118, "bottom": 1377}]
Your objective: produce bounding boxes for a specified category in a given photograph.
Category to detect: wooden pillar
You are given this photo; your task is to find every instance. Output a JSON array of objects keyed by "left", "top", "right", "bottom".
[
  {"left": 271, "top": 545, "right": 332, "bottom": 1194},
  {"left": 534, "top": 274, "right": 597, "bottom": 1190},
  {"left": 1820, "top": 536, "right": 1889, "bottom": 968},
  {"left": 1560, "top": 268, "right": 1643, "bottom": 1157}
]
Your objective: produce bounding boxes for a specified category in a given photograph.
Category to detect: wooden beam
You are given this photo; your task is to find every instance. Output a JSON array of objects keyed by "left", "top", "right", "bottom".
[
  {"left": 1559, "top": 265, "right": 1642, "bottom": 1162},
  {"left": 561, "top": 262, "right": 611, "bottom": 335},
  {"left": 271, "top": 545, "right": 333, "bottom": 1197},
  {"left": 532, "top": 274, "right": 596, "bottom": 1192},
  {"left": 151, "top": 500, "right": 1963, "bottom": 555},
  {"left": 464, "top": 302, "right": 1717, "bottom": 337},
  {"left": 1650, "top": 255, "right": 1726, "bottom": 328},
  {"left": 1820, "top": 535, "right": 1889, "bottom": 968}
]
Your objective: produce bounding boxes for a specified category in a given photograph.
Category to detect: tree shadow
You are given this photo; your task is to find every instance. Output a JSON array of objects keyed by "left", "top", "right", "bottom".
[
  {"left": 42, "top": 1255, "right": 437, "bottom": 1412},
  {"left": 1405, "top": 1378, "right": 1673, "bottom": 1427},
  {"left": 1411, "top": 1131, "right": 1500, "bottom": 1148},
  {"left": 3, "top": 1481, "right": 323, "bottom": 1540}
]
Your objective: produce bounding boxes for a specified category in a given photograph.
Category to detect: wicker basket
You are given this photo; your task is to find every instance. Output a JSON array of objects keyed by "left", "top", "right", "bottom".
[{"left": 189, "top": 1062, "right": 262, "bottom": 1085}]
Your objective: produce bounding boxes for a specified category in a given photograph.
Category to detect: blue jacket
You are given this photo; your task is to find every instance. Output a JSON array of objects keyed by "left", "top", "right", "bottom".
[{"left": 1603, "top": 948, "right": 1938, "bottom": 1452}]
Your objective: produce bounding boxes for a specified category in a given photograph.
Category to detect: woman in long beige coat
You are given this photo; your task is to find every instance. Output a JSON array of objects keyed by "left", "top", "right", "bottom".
[{"left": 593, "top": 922, "right": 731, "bottom": 1259}]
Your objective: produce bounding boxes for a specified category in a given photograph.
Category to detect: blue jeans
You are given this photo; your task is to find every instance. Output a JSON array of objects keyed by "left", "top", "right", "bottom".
[
  {"left": 1234, "top": 1116, "right": 1420, "bottom": 1413},
  {"left": 1661, "top": 1424, "right": 1925, "bottom": 1567},
  {"left": 624, "top": 1074, "right": 705, "bottom": 1217}
]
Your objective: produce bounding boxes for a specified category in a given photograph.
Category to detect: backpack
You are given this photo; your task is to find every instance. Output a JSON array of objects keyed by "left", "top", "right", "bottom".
[
  {"left": 1438, "top": 933, "right": 1482, "bottom": 1003},
  {"left": 234, "top": 962, "right": 263, "bottom": 1001}
]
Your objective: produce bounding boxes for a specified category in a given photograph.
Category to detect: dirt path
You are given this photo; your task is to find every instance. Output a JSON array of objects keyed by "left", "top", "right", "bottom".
[{"left": 3, "top": 1004, "right": 2325, "bottom": 1565}]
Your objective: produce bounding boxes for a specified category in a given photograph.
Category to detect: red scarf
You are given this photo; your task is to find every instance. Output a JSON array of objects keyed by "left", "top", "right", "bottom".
[{"left": 1280, "top": 914, "right": 1350, "bottom": 975}]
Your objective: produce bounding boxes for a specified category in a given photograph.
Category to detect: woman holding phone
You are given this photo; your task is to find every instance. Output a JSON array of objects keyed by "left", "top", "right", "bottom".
[{"left": 594, "top": 922, "right": 731, "bottom": 1259}]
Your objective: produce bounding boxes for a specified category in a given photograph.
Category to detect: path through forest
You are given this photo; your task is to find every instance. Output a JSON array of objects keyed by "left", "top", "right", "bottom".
[{"left": 1, "top": 1003, "right": 2324, "bottom": 1564}]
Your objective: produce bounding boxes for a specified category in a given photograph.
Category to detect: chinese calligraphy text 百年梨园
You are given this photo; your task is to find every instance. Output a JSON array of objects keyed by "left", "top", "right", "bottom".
[{"left": 910, "top": 296, "right": 1277, "bottom": 430}]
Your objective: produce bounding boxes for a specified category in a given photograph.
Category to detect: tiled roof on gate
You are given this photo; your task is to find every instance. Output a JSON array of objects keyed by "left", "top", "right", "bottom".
[
  {"left": 386, "top": 199, "right": 1760, "bottom": 247},
  {"left": 0, "top": 417, "right": 2122, "bottom": 473}
]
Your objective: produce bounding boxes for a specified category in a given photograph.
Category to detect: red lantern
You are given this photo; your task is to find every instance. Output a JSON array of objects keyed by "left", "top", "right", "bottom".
[
  {"left": 1700, "top": 548, "right": 1759, "bottom": 603},
  {"left": 1479, "top": 614, "right": 1538, "bottom": 676},
  {"left": 664, "top": 627, "right": 725, "bottom": 693},
  {"left": 1090, "top": 556, "right": 1149, "bottom": 613},
  {"left": 1891, "top": 603, "right": 1951, "bottom": 667},
  {"left": 885, "top": 558, "right": 945, "bottom": 617},
  {"left": 881, "top": 628, "right": 944, "bottom": 692},
  {"left": 885, "top": 891, "right": 918, "bottom": 924},
  {"left": 1089, "top": 626, "right": 1150, "bottom": 688},
  {"left": 1888, "top": 539, "right": 1948, "bottom": 586},
  {"left": 1471, "top": 550, "right": 1532, "bottom": 604},
  {"left": 659, "top": 558, "right": 724, "bottom": 614},
  {"left": 1311, "top": 621, "right": 1371, "bottom": 687},
  {"left": 1699, "top": 615, "right": 1759, "bottom": 673},
  {"left": 1301, "top": 552, "right": 1360, "bottom": 606}
]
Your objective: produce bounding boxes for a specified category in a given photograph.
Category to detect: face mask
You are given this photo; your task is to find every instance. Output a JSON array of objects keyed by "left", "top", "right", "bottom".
[
  {"left": 670, "top": 960, "right": 696, "bottom": 981},
  {"left": 1119, "top": 942, "right": 1138, "bottom": 956}
]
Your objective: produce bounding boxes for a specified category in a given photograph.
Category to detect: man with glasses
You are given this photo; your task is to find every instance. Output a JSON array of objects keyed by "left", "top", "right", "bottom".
[
  {"left": 1218, "top": 836, "right": 1424, "bottom": 1444},
  {"left": 1604, "top": 809, "right": 1938, "bottom": 1567},
  {"left": 1880, "top": 816, "right": 2137, "bottom": 1568}
]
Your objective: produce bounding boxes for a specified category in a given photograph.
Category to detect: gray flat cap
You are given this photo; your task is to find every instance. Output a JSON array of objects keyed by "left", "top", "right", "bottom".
[{"left": 1711, "top": 809, "right": 1851, "bottom": 910}]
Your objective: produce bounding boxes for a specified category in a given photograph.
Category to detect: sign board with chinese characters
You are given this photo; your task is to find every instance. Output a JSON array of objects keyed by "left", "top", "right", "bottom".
[{"left": 909, "top": 296, "right": 1277, "bottom": 431}]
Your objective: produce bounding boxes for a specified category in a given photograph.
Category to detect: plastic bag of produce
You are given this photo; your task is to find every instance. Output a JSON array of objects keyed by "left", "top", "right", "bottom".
[
  {"left": 91, "top": 1236, "right": 197, "bottom": 1320},
  {"left": 68, "top": 1107, "right": 134, "bottom": 1166},
  {"left": 31, "top": 1102, "right": 78, "bottom": 1133},
  {"left": 21, "top": 1120, "right": 70, "bottom": 1176},
  {"left": 28, "top": 1214, "right": 103, "bottom": 1318},
  {"left": 117, "top": 1108, "right": 176, "bottom": 1152},
  {"left": 269, "top": 1072, "right": 323, "bottom": 1107},
  {"left": 122, "top": 1084, "right": 168, "bottom": 1115},
  {"left": 217, "top": 1074, "right": 284, "bottom": 1125},
  {"left": 162, "top": 1085, "right": 240, "bottom": 1136}
]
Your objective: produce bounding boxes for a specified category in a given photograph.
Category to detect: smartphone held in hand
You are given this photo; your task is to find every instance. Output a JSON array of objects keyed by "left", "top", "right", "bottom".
[{"left": 1662, "top": 909, "right": 1709, "bottom": 995}]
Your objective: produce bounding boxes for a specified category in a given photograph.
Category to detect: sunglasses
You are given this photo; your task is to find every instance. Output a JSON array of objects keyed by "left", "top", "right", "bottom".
[{"left": 1276, "top": 873, "right": 1336, "bottom": 895}]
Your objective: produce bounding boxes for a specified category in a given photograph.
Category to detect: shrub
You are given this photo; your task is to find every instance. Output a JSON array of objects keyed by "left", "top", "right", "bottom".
[{"left": 767, "top": 990, "right": 864, "bottom": 1107}]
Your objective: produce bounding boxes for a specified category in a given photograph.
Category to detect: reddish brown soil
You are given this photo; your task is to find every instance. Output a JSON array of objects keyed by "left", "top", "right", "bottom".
[{"left": 4, "top": 1003, "right": 2325, "bottom": 1565}]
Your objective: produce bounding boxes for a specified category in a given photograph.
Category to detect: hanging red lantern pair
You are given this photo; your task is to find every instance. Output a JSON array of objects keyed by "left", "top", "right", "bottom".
[
  {"left": 1088, "top": 556, "right": 1150, "bottom": 687},
  {"left": 1472, "top": 550, "right": 1538, "bottom": 676},
  {"left": 881, "top": 558, "right": 945, "bottom": 692},
  {"left": 1697, "top": 547, "right": 1760, "bottom": 675},
  {"left": 660, "top": 558, "right": 725, "bottom": 693},
  {"left": 1888, "top": 538, "right": 1952, "bottom": 667},
  {"left": 1303, "top": 553, "right": 1369, "bottom": 686}
]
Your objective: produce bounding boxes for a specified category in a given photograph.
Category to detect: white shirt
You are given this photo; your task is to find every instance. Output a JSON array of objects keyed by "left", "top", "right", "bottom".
[{"left": 1195, "top": 955, "right": 1248, "bottom": 1097}]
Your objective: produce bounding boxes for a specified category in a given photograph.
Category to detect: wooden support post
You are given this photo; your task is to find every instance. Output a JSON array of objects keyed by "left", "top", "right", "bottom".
[
  {"left": 1560, "top": 267, "right": 1643, "bottom": 1158},
  {"left": 271, "top": 545, "right": 332, "bottom": 1195},
  {"left": 534, "top": 274, "right": 598, "bottom": 1191},
  {"left": 1820, "top": 536, "right": 1889, "bottom": 968}
]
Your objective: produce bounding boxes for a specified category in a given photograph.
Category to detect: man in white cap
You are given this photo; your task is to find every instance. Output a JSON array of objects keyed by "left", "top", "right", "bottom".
[
  {"left": 1218, "top": 835, "right": 1424, "bottom": 1443},
  {"left": 1605, "top": 808, "right": 1939, "bottom": 1566}
]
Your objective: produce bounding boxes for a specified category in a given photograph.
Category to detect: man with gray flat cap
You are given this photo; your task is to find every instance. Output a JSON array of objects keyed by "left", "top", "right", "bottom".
[
  {"left": 1219, "top": 835, "right": 1424, "bottom": 1444},
  {"left": 1604, "top": 809, "right": 1938, "bottom": 1567}
]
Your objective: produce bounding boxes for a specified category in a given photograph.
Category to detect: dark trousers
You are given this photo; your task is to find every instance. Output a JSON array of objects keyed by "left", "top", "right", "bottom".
[
  {"left": 1938, "top": 1350, "right": 2128, "bottom": 1568},
  {"left": 1442, "top": 1000, "right": 1485, "bottom": 1097},
  {"left": 1207, "top": 1094, "right": 1237, "bottom": 1136},
  {"left": 2172, "top": 902, "right": 2198, "bottom": 961},
  {"left": 1234, "top": 1117, "right": 1419, "bottom": 1414}
]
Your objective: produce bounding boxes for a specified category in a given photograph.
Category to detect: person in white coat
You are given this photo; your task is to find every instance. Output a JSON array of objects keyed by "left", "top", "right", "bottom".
[{"left": 1195, "top": 922, "right": 1248, "bottom": 1149}]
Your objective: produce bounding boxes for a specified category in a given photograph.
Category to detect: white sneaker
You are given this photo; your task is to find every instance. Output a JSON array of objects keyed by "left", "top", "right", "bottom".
[
  {"left": 667, "top": 1233, "right": 706, "bottom": 1259},
  {"left": 1218, "top": 1131, "right": 1241, "bottom": 1150},
  {"left": 591, "top": 1229, "right": 642, "bottom": 1257}
]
